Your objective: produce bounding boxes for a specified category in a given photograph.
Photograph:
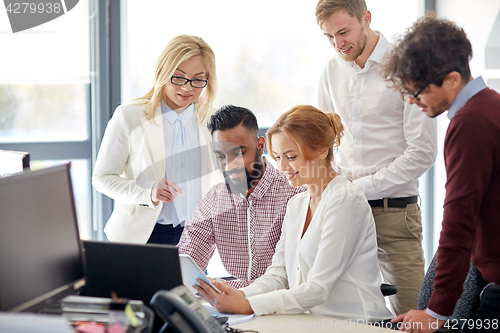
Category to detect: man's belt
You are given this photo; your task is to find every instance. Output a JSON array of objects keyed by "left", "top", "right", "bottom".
[{"left": 368, "top": 195, "right": 418, "bottom": 208}]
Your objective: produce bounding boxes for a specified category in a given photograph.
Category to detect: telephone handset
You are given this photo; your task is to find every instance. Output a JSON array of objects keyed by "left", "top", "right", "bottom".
[{"left": 150, "top": 285, "right": 226, "bottom": 333}]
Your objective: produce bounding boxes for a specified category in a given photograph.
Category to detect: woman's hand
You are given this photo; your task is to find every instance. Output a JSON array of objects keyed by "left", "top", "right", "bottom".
[
  {"left": 151, "top": 178, "right": 183, "bottom": 205},
  {"left": 194, "top": 279, "right": 253, "bottom": 315}
]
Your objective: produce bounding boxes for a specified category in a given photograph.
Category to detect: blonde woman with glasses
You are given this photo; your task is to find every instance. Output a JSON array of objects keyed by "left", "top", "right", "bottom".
[{"left": 93, "top": 35, "right": 219, "bottom": 245}]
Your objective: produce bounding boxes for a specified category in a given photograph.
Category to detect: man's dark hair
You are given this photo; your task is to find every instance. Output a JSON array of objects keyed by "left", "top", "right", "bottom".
[
  {"left": 207, "top": 105, "right": 259, "bottom": 136},
  {"left": 381, "top": 13, "right": 472, "bottom": 95}
]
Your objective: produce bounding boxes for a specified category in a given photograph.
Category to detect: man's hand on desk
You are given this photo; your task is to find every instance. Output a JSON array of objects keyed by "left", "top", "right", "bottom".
[
  {"left": 391, "top": 309, "right": 444, "bottom": 333},
  {"left": 194, "top": 278, "right": 253, "bottom": 315}
]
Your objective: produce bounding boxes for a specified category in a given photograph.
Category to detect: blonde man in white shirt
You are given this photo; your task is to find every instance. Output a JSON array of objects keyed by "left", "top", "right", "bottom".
[
  {"left": 315, "top": 0, "right": 437, "bottom": 315},
  {"left": 194, "top": 105, "right": 392, "bottom": 323}
]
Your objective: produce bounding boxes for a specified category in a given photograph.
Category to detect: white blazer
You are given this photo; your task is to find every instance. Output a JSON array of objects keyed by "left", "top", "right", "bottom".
[{"left": 92, "top": 100, "right": 220, "bottom": 244}]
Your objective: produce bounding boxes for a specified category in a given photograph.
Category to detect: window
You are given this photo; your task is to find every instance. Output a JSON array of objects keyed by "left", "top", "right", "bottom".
[
  {"left": 0, "top": 0, "right": 92, "bottom": 239},
  {"left": 122, "top": 0, "right": 419, "bottom": 122}
]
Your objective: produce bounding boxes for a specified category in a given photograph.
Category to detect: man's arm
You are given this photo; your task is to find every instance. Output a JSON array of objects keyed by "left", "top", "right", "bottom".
[
  {"left": 177, "top": 189, "right": 217, "bottom": 271},
  {"left": 392, "top": 112, "right": 495, "bottom": 333},
  {"left": 354, "top": 101, "right": 437, "bottom": 199},
  {"left": 427, "top": 113, "right": 493, "bottom": 316}
]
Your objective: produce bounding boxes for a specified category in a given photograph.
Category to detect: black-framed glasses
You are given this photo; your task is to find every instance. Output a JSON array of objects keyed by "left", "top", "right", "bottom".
[
  {"left": 407, "top": 70, "right": 453, "bottom": 99},
  {"left": 411, "top": 86, "right": 425, "bottom": 99},
  {"left": 170, "top": 76, "right": 208, "bottom": 88}
]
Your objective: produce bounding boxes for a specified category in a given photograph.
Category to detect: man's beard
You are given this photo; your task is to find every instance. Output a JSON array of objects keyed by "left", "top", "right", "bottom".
[
  {"left": 426, "top": 97, "right": 451, "bottom": 118},
  {"left": 336, "top": 27, "right": 367, "bottom": 62},
  {"left": 223, "top": 150, "right": 264, "bottom": 195}
]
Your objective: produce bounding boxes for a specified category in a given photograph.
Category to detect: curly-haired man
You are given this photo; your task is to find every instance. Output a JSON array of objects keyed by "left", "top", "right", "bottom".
[{"left": 382, "top": 14, "right": 500, "bottom": 333}]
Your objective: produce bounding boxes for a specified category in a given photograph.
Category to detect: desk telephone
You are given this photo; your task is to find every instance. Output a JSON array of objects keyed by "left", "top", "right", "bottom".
[{"left": 150, "top": 285, "right": 226, "bottom": 333}]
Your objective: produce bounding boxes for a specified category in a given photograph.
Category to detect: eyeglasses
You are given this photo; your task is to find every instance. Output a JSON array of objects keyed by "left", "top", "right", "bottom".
[
  {"left": 407, "top": 70, "right": 453, "bottom": 99},
  {"left": 170, "top": 76, "right": 208, "bottom": 88},
  {"left": 411, "top": 86, "right": 425, "bottom": 99}
]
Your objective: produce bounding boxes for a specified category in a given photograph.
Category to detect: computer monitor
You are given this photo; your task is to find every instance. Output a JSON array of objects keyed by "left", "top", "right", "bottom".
[
  {"left": 0, "top": 163, "right": 86, "bottom": 312},
  {"left": 0, "top": 149, "right": 30, "bottom": 177}
]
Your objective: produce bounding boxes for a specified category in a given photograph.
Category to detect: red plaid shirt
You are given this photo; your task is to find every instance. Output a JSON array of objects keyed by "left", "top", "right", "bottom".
[{"left": 178, "top": 160, "right": 305, "bottom": 288}]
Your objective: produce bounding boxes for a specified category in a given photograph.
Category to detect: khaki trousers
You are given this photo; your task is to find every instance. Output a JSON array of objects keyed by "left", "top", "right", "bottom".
[{"left": 372, "top": 202, "right": 425, "bottom": 316}]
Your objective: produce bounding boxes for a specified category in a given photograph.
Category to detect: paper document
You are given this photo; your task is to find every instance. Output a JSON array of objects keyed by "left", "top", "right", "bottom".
[
  {"left": 203, "top": 304, "right": 256, "bottom": 326},
  {"left": 0, "top": 312, "right": 73, "bottom": 333}
]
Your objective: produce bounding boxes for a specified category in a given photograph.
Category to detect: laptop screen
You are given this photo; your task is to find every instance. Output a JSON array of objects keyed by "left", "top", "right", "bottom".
[{"left": 81, "top": 241, "right": 183, "bottom": 304}]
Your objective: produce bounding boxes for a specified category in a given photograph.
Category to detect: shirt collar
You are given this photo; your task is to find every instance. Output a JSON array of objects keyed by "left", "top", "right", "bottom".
[
  {"left": 350, "top": 31, "right": 388, "bottom": 70},
  {"left": 161, "top": 102, "right": 196, "bottom": 125},
  {"left": 447, "top": 76, "right": 487, "bottom": 120},
  {"left": 367, "top": 31, "right": 388, "bottom": 65}
]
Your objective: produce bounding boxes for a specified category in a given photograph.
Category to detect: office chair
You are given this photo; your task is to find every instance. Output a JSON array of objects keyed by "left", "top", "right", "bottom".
[
  {"left": 417, "top": 253, "right": 487, "bottom": 333},
  {"left": 381, "top": 283, "right": 398, "bottom": 297},
  {"left": 369, "top": 284, "right": 398, "bottom": 330}
]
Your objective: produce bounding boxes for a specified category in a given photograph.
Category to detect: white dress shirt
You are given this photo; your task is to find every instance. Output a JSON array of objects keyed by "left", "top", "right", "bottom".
[
  {"left": 157, "top": 102, "right": 202, "bottom": 226},
  {"left": 318, "top": 32, "right": 437, "bottom": 200},
  {"left": 241, "top": 176, "right": 392, "bottom": 322}
]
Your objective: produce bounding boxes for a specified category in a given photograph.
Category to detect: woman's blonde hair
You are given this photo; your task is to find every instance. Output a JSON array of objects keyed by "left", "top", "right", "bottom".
[
  {"left": 266, "top": 105, "right": 344, "bottom": 163},
  {"left": 138, "top": 35, "right": 217, "bottom": 124}
]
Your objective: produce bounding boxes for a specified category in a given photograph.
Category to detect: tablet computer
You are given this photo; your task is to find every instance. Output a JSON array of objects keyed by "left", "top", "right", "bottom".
[{"left": 179, "top": 254, "right": 221, "bottom": 296}]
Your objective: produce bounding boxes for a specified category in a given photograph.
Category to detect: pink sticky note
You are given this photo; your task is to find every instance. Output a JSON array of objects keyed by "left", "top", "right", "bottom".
[
  {"left": 106, "top": 322, "right": 127, "bottom": 333},
  {"left": 75, "top": 323, "right": 106, "bottom": 333}
]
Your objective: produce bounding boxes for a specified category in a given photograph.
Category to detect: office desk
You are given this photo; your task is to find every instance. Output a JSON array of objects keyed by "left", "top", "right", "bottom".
[{"left": 232, "top": 314, "right": 395, "bottom": 332}]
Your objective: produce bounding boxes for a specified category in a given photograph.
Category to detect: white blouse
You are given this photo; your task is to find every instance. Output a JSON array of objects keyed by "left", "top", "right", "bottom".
[{"left": 240, "top": 176, "right": 392, "bottom": 322}]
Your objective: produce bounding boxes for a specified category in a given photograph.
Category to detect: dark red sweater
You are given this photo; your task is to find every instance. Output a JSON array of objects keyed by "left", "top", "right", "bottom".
[{"left": 427, "top": 88, "right": 500, "bottom": 316}]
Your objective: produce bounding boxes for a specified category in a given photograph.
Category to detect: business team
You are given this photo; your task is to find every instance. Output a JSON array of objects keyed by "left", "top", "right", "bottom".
[{"left": 93, "top": 0, "right": 499, "bottom": 331}]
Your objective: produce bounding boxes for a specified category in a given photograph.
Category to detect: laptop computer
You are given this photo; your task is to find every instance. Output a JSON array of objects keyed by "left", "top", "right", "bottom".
[{"left": 80, "top": 241, "right": 183, "bottom": 305}]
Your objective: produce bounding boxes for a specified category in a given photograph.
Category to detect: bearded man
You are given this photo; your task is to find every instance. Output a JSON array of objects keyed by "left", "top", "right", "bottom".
[
  {"left": 178, "top": 105, "right": 305, "bottom": 287},
  {"left": 315, "top": 0, "right": 437, "bottom": 315}
]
